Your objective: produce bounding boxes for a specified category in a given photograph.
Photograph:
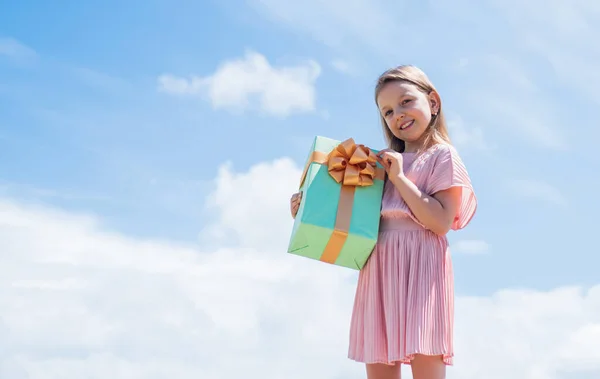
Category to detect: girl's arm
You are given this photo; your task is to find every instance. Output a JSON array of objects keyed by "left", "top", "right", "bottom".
[{"left": 389, "top": 174, "right": 462, "bottom": 235}]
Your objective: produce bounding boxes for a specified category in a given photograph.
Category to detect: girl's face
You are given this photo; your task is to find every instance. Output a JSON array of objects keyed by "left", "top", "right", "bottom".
[{"left": 376, "top": 81, "right": 440, "bottom": 151}]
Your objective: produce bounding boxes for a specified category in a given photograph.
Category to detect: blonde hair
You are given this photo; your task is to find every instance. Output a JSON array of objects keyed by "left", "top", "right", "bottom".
[{"left": 374, "top": 65, "right": 451, "bottom": 153}]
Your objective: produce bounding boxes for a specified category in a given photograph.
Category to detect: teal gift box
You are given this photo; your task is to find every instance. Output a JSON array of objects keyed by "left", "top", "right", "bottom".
[{"left": 287, "top": 136, "right": 385, "bottom": 270}]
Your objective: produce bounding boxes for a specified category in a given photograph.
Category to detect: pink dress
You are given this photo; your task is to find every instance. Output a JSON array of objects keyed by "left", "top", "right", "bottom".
[{"left": 348, "top": 143, "right": 477, "bottom": 366}]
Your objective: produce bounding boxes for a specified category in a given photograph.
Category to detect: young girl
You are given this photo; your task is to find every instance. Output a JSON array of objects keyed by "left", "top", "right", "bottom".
[{"left": 290, "top": 65, "right": 477, "bottom": 379}]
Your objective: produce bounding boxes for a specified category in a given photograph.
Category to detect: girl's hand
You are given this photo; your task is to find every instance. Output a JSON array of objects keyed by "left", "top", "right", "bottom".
[
  {"left": 376, "top": 149, "right": 404, "bottom": 180},
  {"left": 290, "top": 191, "right": 302, "bottom": 219}
]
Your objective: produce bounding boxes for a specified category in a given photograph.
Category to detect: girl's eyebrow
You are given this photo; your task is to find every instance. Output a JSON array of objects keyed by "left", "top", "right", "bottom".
[
  {"left": 380, "top": 94, "right": 410, "bottom": 110},
  {"left": 379, "top": 104, "right": 391, "bottom": 112}
]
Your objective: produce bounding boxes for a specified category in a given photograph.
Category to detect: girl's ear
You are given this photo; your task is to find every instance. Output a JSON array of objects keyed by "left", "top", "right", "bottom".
[{"left": 428, "top": 91, "right": 441, "bottom": 114}]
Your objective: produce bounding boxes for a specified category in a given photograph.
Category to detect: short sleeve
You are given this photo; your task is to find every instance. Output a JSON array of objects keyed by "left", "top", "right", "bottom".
[{"left": 426, "top": 145, "right": 477, "bottom": 230}]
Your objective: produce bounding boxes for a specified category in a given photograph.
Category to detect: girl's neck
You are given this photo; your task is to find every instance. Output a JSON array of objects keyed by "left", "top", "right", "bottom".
[
  {"left": 403, "top": 133, "right": 429, "bottom": 153},
  {"left": 403, "top": 143, "right": 426, "bottom": 153},
  {"left": 404, "top": 140, "right": 443, "bottom": 154}
]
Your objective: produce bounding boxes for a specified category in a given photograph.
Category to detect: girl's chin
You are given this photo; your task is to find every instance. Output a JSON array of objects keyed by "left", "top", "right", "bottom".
[{"left": 399, "top": 131, "right": 427, "bottom": 143}]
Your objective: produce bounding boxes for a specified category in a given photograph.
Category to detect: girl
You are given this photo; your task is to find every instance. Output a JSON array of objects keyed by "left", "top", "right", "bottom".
[{"left": 290, "top": 65, "right": 477, "bottom": 379}]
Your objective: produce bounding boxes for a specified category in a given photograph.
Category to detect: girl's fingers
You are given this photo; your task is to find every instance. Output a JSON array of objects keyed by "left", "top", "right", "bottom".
[
  {"left": 291, "top": 193, "right": 302, "bottom": 207},
  {"left": 377, "top": 154, "right": 390, "bottom": 170},
  {"left": 380, "top": 152, "right": 395, "bottom": 165},
  {"left": 291, "top": 192, "right": 302, "bottom": 217},
  {"left": 376, "top": 148, "right": 392, "bottom": 158}
]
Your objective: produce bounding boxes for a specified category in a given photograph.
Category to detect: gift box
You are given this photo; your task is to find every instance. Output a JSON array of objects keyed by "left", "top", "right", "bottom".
[{"left": 287, "top": 136, "right": 385, "bottom": 270}]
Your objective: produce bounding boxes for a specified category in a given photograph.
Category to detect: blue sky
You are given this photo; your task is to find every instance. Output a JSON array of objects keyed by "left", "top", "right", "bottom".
[
  {"left": 1, "top": 2, "right": 600, "bottom": 378},
  {"left": 2, "top": 0, "right": 596, "bottom": 294}
]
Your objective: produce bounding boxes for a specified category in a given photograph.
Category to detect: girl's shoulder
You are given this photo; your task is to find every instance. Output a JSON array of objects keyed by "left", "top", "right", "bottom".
[
  {"left": 411, "top": 143, "right": 473, "bottom": 188},
  {"left": 420, "top": 143, "right": 477, "bottom": 230}
]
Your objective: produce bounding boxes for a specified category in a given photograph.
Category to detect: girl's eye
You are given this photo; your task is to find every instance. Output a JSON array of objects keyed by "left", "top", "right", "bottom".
[
  {"left": 402, "top": 99, "right": 412, "bottom": 105},
  {"left": 385, "top": 110, "right": 392, "bottom": 116}
]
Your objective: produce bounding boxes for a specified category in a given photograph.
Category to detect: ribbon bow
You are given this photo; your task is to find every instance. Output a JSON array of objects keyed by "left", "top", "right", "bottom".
[{"left": 327, "top": 139, "right": 378, "bottom": 186}]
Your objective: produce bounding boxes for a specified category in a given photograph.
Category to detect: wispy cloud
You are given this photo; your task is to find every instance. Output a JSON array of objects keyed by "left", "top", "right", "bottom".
[
  {"left": 239, "top": 1, "right": 593, "bottom": 152},
  {"left": 0, "top": 36, "right": 132, "bottom": 101},
  {"left": 455, "top": 1, "right": 598, "bottom": 149},
  {"left": 0, "top": 180, "right": 111, "bottom": 203},
  {"left": 453, "top": 239, "right": 490, "bottom": 255},
  {"left": 69, "top": 66, "right": 132, "bottom": 94},
  {"left": 0, "top": 37, "right": 37, "bottom": 61},
  {"left": 447, "top": 115, "right": 491, "bottom": 152},
  {"left": 506, "top": 178, "right": 568, "bottom": 207},
  {"left": 457, "top": 52, "right": 567, "bottom": 151},
  {"left": 330, "top": 59, "right": 355, "bottom": 75},
  {"left": 246, "top": 0, "right": 399, "bottom": 54}
]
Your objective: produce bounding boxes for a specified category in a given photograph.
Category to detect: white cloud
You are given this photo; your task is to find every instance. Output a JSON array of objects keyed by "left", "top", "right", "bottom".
[
  {"left": 1, "top": 158, "right": 600, "bottom": 378},
  {"left": 506, "top": 178, "right": 567, "bottom": 207},
  {"left": 200, "top": 157, "right": 302, "bottom": 251},
  {"left": 157, "top": 50, "right": 321, "bottom": 117},
  {"left": 453, "top": 239, "right": 490, "bottom": 254},
  {"left": 0, "top": 193, "right": 359, "bottom": 379}
]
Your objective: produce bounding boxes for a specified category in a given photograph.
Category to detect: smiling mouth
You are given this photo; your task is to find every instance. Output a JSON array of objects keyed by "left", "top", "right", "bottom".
[{"left": 399, "top": 120, "right": 414, "bottom": 130}]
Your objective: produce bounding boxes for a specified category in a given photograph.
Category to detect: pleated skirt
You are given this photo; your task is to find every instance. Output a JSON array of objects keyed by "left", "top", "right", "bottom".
[{"left": 348, "top": 216, "right": 454, "bottom": 365}]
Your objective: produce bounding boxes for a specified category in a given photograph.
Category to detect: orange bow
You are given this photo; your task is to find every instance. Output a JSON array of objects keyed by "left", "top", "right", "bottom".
[
  {"left": 298, "top": 138, "right": 384, "bottom": 189},
  {"left": 327, "top": 139, "right": 378, "bottom": 187}
]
